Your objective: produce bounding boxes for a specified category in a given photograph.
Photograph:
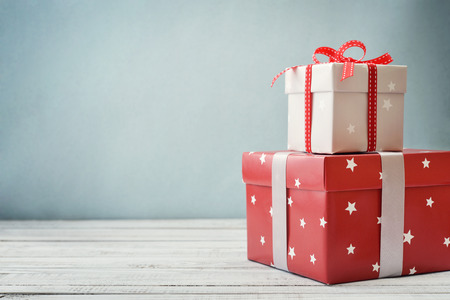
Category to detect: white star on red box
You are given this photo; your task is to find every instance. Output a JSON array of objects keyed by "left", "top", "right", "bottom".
[
  {"left": 346, "top": 157, "right": 357, "bottom": 172},
  {"left": 260, "top": 153, "right": 266, "bottom": 165},
  {"left": 345, "top": 202, "right": 357, "bottom": 215},
  {"left": 404, "top": 230, "right": 414, "bottom": 244}
]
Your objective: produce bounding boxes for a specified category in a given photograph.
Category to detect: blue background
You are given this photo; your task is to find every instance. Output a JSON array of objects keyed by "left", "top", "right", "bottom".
[{"left": 1, "top": 0, "right": 449, "bottom": 219}]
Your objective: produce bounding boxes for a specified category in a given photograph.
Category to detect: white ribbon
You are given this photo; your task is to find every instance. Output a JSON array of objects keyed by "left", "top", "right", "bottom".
[
  {"left": 378, "top": 152, "right": 405, "bottom": 278},
  {"left": 271, "top": 152, "right": 294, "bottom": 271}
]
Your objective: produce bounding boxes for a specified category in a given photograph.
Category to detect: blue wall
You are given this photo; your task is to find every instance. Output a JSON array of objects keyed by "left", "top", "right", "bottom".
[{"left": 1, "top": 0, "right": 449, "bottom": 219}]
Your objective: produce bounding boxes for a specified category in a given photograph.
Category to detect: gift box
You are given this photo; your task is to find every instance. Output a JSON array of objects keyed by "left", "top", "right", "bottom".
[
  {"left": 273, "top": 40, "right": 407, "bottom": 154},
  {"left": 242, "top": 149, "right": 450, "bottom": 284},
  {"left": 286, "top": 63, "right": 407, "bottom": 153}
]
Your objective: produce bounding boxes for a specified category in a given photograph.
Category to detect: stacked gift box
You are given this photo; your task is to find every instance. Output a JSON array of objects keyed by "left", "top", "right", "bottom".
[{"left": 242, "top": 40, "right": 450, "bottom": 284}]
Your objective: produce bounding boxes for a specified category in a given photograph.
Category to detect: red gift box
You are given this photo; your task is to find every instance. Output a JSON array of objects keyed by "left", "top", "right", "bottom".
[{"left": 242, "top": 149, "right": 450, "bottom": 284}]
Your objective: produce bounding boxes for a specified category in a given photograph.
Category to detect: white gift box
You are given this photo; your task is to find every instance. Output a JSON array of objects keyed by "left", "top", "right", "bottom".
[{"left": 285, "top": 63, "right": 407, "bottom": 154}]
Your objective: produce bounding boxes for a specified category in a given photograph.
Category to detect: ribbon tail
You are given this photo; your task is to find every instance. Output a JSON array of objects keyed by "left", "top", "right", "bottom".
[
  {"left": 271, "top": 66, "right": 301, "bottom": 87},
  {"left": 364, "top": 53, "right": 393, "bottom": 65},
  {"left": 341, "top": 61, "right": 355, "bottom": 81}
]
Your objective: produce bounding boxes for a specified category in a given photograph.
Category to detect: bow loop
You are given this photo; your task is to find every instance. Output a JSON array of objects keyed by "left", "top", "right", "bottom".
[{"left": 337, "top": 40, "right": 367, "bottom": 63}]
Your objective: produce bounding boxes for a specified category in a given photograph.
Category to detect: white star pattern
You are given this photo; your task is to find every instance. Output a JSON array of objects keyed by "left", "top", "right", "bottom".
[
  {"left": 345, "top": 202, "right": 357, "bottom": 215},
  {"left": 251, "top": 195, "right": 256, "bottom": 205},
  {"left": 422, "top": 158, "right": 430, "bottom": 168},
  {"left": 444, "top": 237, "right": 450, "bottom": 247},
  {"left": 319, "top": 217, "right": 327, "bottom": 228},
  {"left": 403, "top": 230, "right": 414, "bottom": 244},
  {"left": 347, "top": 124, "right": 355, "bottom": 134},
  {"left": 310, "top": 254, "right": 316, "bottom": 265},
  {"left": 294, "top": 178, "right": 301, "bottom": 188},
  {"left": 426, "top": 197, "right": 434, "bottom": 208},
  {"left": 379, "top": 172, "right": 383, "bottom": 180},
  {"left": 382, "top": 99, "right": 393, "bottom": 111},
  {"left": 260, "top": 236, "right": 265, "bottom": 245},
  {"left": 377, "top": 217, "right": 382, "bottom": 224},
  {"left": 347, "top": 244, "right": 355, "bottom": 255},
  {"left": 288, "top": 247, "right": 295, "bottom": 260},
  {"left": 287, "top": 196, "right": 293, "bottom": 207},
  {"left": 248, "top": 152, "right": 254, "bottom": 155},
  {"left": 388, "top": 81, "right": 396, "bottom": 91},
  {"left": 269, "top": 207, "right": 273, "bottom": 217},
  {"left": 260, "top": 153, "right": 266, "bottom": 165},
  {"left": 409, "top": 267, "right": 417, "bottom": 275},
  {"left": 346, "top": 157, "right": 357, "bottom": 172},
  {"left": 300, "top": 218, "right": 306, "bottom": 228},
  {"left": 372, "top": 262, "right": 380, "bottom": 272}
]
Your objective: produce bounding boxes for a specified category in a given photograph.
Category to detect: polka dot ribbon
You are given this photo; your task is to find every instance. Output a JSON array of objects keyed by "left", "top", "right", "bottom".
[{"left": 271, "top": 40, "right": 393, "bottom": 152}]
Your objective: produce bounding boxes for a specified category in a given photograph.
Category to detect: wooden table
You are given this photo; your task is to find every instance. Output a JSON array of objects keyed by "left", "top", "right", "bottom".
[{"left": 0, "top": 219, "right": 449, "bottom": 299}]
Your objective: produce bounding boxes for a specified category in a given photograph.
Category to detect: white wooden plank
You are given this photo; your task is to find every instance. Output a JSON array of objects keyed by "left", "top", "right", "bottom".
[
  {"left": 1, "top": 295, "right": 450, "bottom": 300},
  {"left": 0, "top": 268, "right": 448, "bottom": 288},
  {"left": 0, "top": 283, "right": 449, "bottom": 295},
  {"left": 0, "top": 219, "right": 245, "bottom": 230},
  {"left": 0, "top": 241, "right": 246, "bottom": 255},
  {"left": 0, "top": 228, "right": 246, "bottom": 241}
]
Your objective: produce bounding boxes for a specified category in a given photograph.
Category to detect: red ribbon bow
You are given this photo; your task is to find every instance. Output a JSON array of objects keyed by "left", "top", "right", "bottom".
[
  {"left": 313, "top": 40, "right": 393, "bottom": 81},
  {"left": 271, "top": 40, "right": 393, "bottom": 86}
]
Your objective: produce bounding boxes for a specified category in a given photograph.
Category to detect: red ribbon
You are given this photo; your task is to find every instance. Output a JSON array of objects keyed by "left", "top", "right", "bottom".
[
  {"left": 313, "top": 40, "right": 392, "bottom": 81},
  {"left": 271, "top": 40, "right": 392, "bottom": 87},
  {"left": 271, "top": 40, "right": 393, "bottom": 153}
]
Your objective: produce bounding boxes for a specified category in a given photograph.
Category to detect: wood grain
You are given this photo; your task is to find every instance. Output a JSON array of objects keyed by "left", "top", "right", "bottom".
[{"left": 0, "top": 219, "right": 449, "bottom": 299}]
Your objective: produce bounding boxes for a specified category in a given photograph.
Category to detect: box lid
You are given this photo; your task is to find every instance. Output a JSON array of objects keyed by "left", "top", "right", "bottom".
[
  {"left": 285, "top": 63, "right": 407, "bottom": 94},
  {"left": 242, "top": 149, "right": 450, "bottom": 192}
]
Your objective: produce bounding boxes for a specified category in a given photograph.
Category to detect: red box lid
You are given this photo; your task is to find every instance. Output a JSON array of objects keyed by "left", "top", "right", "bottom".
[{"left": 242, "top": 149, "right": 450, "bottom": 192}]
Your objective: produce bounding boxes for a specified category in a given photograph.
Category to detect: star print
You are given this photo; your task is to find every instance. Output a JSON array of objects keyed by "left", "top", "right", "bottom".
[
  {"left": 422, "top": 158, "right": 430, "bottom": 168},
  {"left": 288, "top": 247, "right": 295, "bottom": 260},
  {"left": 377, "top": 217, "right": 382, "bottom": 224},
  {"left": 300, "top": 218, "right": 306, "bottom": 228},
  {"left": 269, "top": 207, "right": 273, "bottom": 217},
  {"left": 260, "top": 153, "right": 266, "bottom": 165},
  {"left": 319, "top": 217, "right": 327, "bottom": 228},
  {"left": 248, "top": 152, "right": 254, "bottom": 155},
  {"left": 251, "top": 195, "right": 256, "bottom": 205},
  {"left": 310, "top": 254, "right": 316, "bottom": 264},
  {"left": 383, "top": 99, "right": 393, "bottom": 111},
  {"left": 426, "top": 197, "right": 434, "bottom": 207},
  {"left": 379, "top": 172, "right": 383, "bottom": 180},
  {"left": 347, "top": 244, "right": 355, "bottom": 255},
  {"left": 346, "top": 157, "right": 357, "bottom": 172},
  {"left": 347, "top": 124, "right": 355, "bottom": 134},
  {"left": 287, "top": 196, "right": 293, "bottom": 207},
  {"left": 409, "top": 267, "right": 417, "bottom": 275},
  {"left": 260, "top": 236, "right": 265, "bottom": 245},
  {"left": 294, "top": 178, "right": 301, "bottom": 188},
  {"left": 388, "top": 81, "right": 396, "bottom": 91},
  {"left": 444, "top": 237, "right": 450, "bottom": 247},
  {"left": 403, "top": 230, "right": 414, "bottom": 244},
  {"left": 345, "top": 202, "right": 357, "bottom": 215},
  {"left": 372, "top": 262, "right": 380, "bottom": 272}
]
